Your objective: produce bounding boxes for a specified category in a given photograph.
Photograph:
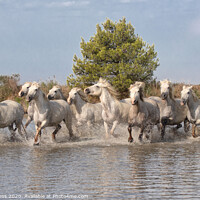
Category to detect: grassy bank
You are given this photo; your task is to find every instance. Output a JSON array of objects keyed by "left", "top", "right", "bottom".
[{"left": 1, "top": 75, "right": 200, "bottom": 111}]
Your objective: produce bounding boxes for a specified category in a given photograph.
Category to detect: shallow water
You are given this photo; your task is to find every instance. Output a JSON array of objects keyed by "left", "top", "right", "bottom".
[{"left": 0, "top": 123, "right": 200, "bottom": 199}]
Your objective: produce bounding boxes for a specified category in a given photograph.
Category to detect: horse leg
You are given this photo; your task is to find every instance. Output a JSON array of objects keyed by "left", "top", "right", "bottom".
[
  {"left": 110, "top": 120, "right": 118, "bottom": 136},
  {"left": 128, "top": 124, "right": 133, "bottom": 143},
  {"left": 15, "top": 121, "right": 28, "bottom": 140},
  {"left": 138, "top": 126, "right": 144, "bottom": 142},
  {"left": 104, "top": 121, "right": 109, "bottom": 138},
  {"left": 52, "top": 124, "right": 61, "bottom": 142},
  {"left": 8, "top": 124, "right": 16, "bottom": 141},
  {"left": 161, "top": 117, "right": 169, "bottom": 140},
  {"left": 192, "top": 124, "right": 197, "bottom": 138},
  {"left": 145, "top": 124, "right": 153, "bottom": 140},
  {"left": 25, "top": 115, "right": 33, "bottom": 129},
  {"left": 34, "top": 120, "right": 47, "bottom": 145},
  {"left": 64, "top": 119, "right": 74, "bottom": 139},
  {"left": 184, "top": 117, "right": 190, "bottom": 133}
]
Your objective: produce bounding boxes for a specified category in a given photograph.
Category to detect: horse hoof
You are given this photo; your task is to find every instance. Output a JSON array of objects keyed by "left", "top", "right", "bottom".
[
  {"left": 69, "top": 135, "right": 77, "bottom": 141},
  {"left": 33, "top": 142, "right": 40, "bottom": 146},
  {"left": 10, "top": 136, "right": 16, "bottom": 142},
  {"left": 128, "top": 138, "right": 133, "bottom": 143}
]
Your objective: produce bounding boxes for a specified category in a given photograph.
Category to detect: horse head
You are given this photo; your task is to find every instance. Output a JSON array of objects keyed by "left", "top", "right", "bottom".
[
  {"left": 129, "top": 82, "right": 145, "bottom": 105},
  {"left": 47, "top": 85, "right": 61, "bottom": 100},
  {"left": 68, "top": 88, "right": 88, "bottom": 105},
  {"left": 160, "top": 79, "right": 173, "bottom": 100},
  {"left": 26, "top": 82, "right": 40, "bottom": 102},
  {"left": 181, "top": 85, "right": 193, "bottom": 106},
  {"left": 18, "top": 82, "right": 32, "bottom": 97}
]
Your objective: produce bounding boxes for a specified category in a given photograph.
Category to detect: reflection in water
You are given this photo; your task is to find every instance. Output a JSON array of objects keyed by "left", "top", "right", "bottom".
[{"left": 0, "top": 127, "right": 200, "bottom": 199}]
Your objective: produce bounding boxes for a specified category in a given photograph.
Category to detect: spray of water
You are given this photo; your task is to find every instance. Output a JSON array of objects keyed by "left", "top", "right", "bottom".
[{"left": 0, "top": 119, "right": 198, "bottom": 147}]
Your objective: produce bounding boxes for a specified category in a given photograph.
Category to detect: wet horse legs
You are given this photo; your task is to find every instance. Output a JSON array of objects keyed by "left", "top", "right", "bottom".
[
  {"left": 128, "top": 124, "right": 133, "bottom": 143},
  {"left": 52, "top": 124, "right": 62, "bottom": 142}
]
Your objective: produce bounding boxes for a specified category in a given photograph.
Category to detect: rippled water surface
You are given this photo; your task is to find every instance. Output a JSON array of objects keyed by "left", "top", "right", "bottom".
[{"left": 0, "top": 124, "right": 200, "bottom": 199}]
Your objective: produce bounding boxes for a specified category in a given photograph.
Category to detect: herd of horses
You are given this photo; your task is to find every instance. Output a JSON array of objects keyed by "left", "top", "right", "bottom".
[{"left": 0, "top": 78, "right": 200, "bottom": 145}]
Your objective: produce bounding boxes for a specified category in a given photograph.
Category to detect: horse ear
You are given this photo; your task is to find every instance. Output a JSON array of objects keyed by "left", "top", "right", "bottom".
[
  {"left": 129, "top": 84, "right": 133, "bottom": 90},
  {"left": 189, "top": 86, "right": 193, "bottom": 90},
  {"left": 183, "top": 85, "right": 186, "bottom": 90}
]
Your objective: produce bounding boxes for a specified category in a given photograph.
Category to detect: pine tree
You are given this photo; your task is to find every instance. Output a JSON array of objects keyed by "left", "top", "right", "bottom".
[{"left": 67, "top": 17, "right": 159, "bottom": 97}]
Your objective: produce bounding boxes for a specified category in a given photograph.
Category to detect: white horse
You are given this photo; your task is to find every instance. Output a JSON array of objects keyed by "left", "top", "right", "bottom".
[
  {"left": 67, "top": 87, "right": 103, "bottom": 127},
  {"left": 181, "top": 86, "right": 200, "bottom": 137},
  {"left": 47, "top": 85, "right": 67, "bottom": 101},
  {"left": 0, "top": 100, "right": 27, "bottom": 140},
  {"left": 128, "top": 82, "right": 160, "bottom": 142},
  {"left": 84, "top": 78, "right": 131, "bottom": 137},
  {"left": 150, "top": 80, "right": 189, "bottom": 139},
  {"left": 26, "top": 82, "right": 74, "bottom": 145},
  {"left": 18, "top": 82, "right": 34, "bottom": 128}
]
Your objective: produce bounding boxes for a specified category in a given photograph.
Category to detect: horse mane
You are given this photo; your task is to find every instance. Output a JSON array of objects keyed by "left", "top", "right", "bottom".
[
  {"left": 74, "top": 87, "right": 89, "bottom": 102},
  {"left": 24, "top": 82, "right": 32, "bottom": 85},
  {"left": 32, "top": 82, "right": 40, "bottom": 87},
  {"left": 191, "top": 89, "right": 199, "bottom": 102},
  {"left": 53, "top": 85, "right": 61, "bottom": 90},
  {"left": 98, "top": 78, "right": 120, "bottom": 99}
]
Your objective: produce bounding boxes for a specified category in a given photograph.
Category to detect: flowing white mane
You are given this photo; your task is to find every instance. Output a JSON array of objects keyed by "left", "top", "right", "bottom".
[{"left": 98, "top": 78, "right": 120, "bottom": 99}]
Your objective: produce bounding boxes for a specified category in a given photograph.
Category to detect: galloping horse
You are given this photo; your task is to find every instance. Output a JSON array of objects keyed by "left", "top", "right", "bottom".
[
  {"left": 47, "top": 85, "right": 67, "bottom": 101},
  {"left": 67, "top": 87, "right": 103, "bottom": 127},
  {"left": 150, "top": 80, "right": 189, "bottom": 139},
  {"left": 128, "top": 82, "right": 160, "bottom": 142},
  {"left": 0, "top": 100, "right": 27, "bottom": 140},
  {"left": 84, "top": 78, "right": 131, "bottom": 138},
  {"left": 181, "top": 86, "right": 200, "bottom": 137},
  {"left": 26, "top": 82, "right": 74, "bottom": 145}
]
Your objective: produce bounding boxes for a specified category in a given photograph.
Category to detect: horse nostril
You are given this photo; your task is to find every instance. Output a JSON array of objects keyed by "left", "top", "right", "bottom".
[
  {"left": 28, "top": 96, "right": 32, "bottom": 102},
  {"left": 67, "top": 98, "right": 72, "bottom": 105},
  {"left": 21, "top": 91, "right": 24, "bottom": 97},
  {"left": 131, "top": 100, "right": 137, "bottom": 105},
  {"left": 47, "top": 95, "right": 53, "bottom": 100},
  {"left": 85, "top": 88, "right": 90, "bottom": 94}
]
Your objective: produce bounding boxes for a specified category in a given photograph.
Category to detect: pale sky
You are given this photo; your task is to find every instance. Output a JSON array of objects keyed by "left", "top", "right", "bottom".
[{"left": 0, "top": 0, "right": 200, "bottom": 84}]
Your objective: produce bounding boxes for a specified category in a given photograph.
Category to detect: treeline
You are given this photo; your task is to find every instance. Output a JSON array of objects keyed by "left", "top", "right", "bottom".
[{"left": 1, "top": 74, "right": 200, "bottom": 109}]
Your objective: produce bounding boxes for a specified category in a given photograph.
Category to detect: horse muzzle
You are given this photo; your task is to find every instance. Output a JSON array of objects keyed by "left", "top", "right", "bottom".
[
  {"left": 26, "top": 96, "right": 33, "bottom": 102},
  {"left": 84, "top": 88, "right": 90, "bottom": 94},
  {"left": 67, "top": 98, "right": 73, "bottom": 105},
  {"left": 47, "top": 95, "right": 54, "bottom": 100},
  {"left": 131, "top": 99, "right": 138, "bottom": 105},
  {"left": 161, "top": 93, "right": 167, "bottom": 100},
  {"left": 180, "top": 99, "right": 186, "bottom": 106},
  {"left": 19, "top": 91, "right": 24, "bottom": 97}
]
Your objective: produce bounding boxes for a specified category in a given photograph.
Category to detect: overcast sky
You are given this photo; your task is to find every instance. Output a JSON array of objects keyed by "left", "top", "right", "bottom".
[{"left": 0, "top": 0, "right": 200, "bottom": 84}]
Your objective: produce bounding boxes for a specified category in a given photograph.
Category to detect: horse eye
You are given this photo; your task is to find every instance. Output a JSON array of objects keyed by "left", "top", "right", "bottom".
[
  {"left": 96, "top": 86, "right": 100, "bottom": 88},
  {"left": 187, "top": 92, "right": 190, "bottom": 94},
  {"left": 35, "top": 89, "right": 38, "bottom": 92},
  {"left": 55, "top": 91, "right": 57, "bottom": 93},
  {"left": 27, "top": 86, "right": 30, "bottom": 89}
]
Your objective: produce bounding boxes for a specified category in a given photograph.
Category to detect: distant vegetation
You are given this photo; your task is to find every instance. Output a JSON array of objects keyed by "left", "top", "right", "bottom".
[
  {"left": 67, "top": 18, "right": 159, "bottom": 98},
  {"left": 1, "top": 74, "right": 200, "bottom": 109}
]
